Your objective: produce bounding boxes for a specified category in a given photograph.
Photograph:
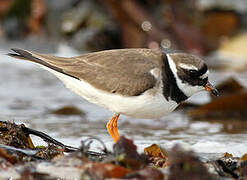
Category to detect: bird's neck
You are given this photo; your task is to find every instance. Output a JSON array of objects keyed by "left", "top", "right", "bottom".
[{"left": 161, "top": 54, "right": 188, "bottom": 103}]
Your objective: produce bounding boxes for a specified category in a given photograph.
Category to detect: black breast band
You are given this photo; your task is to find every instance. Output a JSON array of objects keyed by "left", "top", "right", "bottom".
[{"left": 161, "top": 54, "right": 188, "bottom": 103}]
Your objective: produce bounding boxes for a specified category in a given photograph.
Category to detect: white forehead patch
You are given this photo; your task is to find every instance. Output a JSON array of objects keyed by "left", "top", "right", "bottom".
[
  {"left": 179, "top": 63, "right": 198, "bottom": 70},
  {"left": 200, "top": 70, "right": 209, "bottom": 79}
]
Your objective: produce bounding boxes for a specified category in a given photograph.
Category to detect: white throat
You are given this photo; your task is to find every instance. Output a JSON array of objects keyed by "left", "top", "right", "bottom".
[{"left": 166, "top": 54, "right": 204, "bottom": 97}]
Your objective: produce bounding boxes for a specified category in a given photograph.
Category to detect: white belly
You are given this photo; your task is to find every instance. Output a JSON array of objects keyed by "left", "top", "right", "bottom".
[{"left": 40, "top": 66, "right": 178, "bottom": 119}]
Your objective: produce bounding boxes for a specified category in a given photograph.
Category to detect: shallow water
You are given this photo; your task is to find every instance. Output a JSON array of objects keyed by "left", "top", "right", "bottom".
[{"left": 1, "top": 45, "right": 247, "bottom": 158}]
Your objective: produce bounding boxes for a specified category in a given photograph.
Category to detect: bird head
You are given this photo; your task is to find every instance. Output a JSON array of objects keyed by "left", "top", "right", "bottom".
[{"left": 167, "top": 53, "right": 219, "bottom": 97}]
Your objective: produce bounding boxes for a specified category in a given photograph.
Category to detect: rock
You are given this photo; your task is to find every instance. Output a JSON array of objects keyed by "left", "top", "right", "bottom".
[{"left": 51, "top": 105, "right": 85, "bottom": 116}]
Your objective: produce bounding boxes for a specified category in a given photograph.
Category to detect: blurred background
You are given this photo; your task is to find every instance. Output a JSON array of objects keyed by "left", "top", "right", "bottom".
[
  {"left": 0, "top": 0, "right": 247, "bottom": 156},
  {"left": 0, "top": 0, "right": 246, "bottom": 54}
]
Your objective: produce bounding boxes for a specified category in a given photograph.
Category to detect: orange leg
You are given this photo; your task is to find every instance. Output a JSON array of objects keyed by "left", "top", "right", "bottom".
[{"left": 106, "top": 113, "right": 120, "bottom": 143}]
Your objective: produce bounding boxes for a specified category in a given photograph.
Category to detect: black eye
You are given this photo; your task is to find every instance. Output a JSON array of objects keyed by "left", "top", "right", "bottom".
[
  {"left": 189, "top": 69, "right": 197, "bottom": 76},
  {"left": 189, "top": 69, "right": 196, "bottom": 73}
]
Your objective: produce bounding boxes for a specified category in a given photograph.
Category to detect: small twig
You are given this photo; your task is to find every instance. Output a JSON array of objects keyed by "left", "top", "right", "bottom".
[
  {"left": 0, "top": 144, "right": 44, "bottom": 160},
  {"left": 0, "top": 121, "right": 108, "bottom": 157},
  {"left": 82, "top": 136, "right": 108, "bottom": 154},
  {"left": 22, "top": 127, "right": 108, "bottom": 157},
  {"left": 21, "top": 126, "right": 79, "bottom": 152}
]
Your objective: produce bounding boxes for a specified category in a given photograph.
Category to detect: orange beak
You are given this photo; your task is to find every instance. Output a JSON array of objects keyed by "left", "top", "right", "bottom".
[{"left": 204, "top": 82, "right": 219, "bottom": 96}]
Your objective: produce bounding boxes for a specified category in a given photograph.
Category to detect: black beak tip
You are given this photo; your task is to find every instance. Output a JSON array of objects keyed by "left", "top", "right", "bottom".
[{"left": 211, "top": 89, "right": 219, "bottom": 96}]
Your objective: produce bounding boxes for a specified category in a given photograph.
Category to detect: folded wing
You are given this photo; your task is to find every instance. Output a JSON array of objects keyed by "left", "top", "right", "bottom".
[{"left": 8, "top": 48, "right": 162, "bottom": 96}]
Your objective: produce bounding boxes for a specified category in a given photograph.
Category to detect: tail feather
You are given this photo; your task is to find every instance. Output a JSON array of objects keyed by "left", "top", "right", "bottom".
[
  {"left": 7, "top": 53, "right": 28, "bottom": 60},
  {"left": 8, "top": 48, "right": 63, "bottom": 72},
  {"left": 8, "top": 48, "right": 79, "bottom": 80},
  {"left": 8, "top": 48, "right": 41, "bottom": 61}
]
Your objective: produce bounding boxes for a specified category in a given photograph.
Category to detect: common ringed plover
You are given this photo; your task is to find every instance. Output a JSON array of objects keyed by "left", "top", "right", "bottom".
[{"left": 8, "top": 48, "right": 218, "bottom": 142}]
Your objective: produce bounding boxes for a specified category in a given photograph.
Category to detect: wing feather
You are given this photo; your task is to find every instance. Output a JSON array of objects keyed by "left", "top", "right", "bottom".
[{"left": 9, "top": 48, "right": 162, "bottom": 96}]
